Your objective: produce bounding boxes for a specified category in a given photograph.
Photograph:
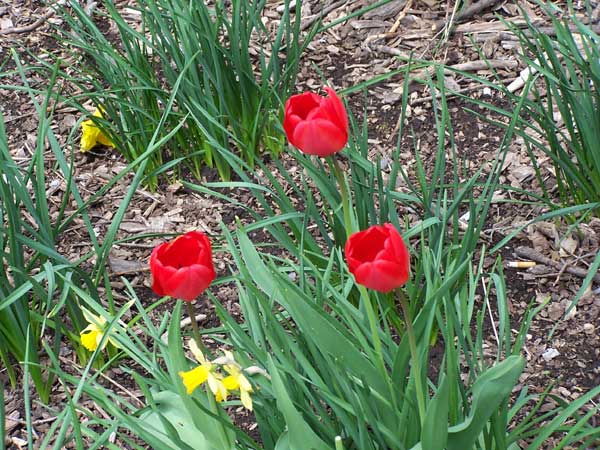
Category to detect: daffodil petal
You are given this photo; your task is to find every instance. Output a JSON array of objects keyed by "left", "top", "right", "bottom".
[
  {"left": 222, "top": 375, "right": 239, "bottom": 391},
  {"left": 80, "top": 109, "right": 114, "bottom": 152},
  {"left": 238, "top": 374, "right": 253, "bottom": 392},
  {"left": 240, "top": 389, "right": 253, "bottom": 411},
  {"left": 217, "top": 383, "right": 228, "bottom": 402},
  {"left": 207, "top": 373, "right": 226, "bottom": 398},
  {"left": 188, "top": 339, "right": 207, "bottom": 364},
  {"left": 81, "top": 307, "right": 106, "bottom": 327},
  {"left": 179, "top": 365, "right": 209, "bottom": 395},
  {"left": 80, "top": 323, "right": 102, "bottom": 352},
  {"left": 108, "top": 336, "right": 122, "bottom": 349},
  {"left": 96, "top": 132, "right": 115, "bottom": 148},
  {"left": 80, "top": 122, "right": 101, "bottom": 153}
]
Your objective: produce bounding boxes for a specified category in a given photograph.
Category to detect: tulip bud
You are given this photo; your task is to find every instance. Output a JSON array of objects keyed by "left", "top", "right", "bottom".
[
  {"left": 149, "top": 231, "right": 216, "bottom": 301},
  {"left": 283, "top": 86, "right": 349, "bottom": 157},
  {"left": 345, "top": 223, "right": 410, "bottom": 293}
]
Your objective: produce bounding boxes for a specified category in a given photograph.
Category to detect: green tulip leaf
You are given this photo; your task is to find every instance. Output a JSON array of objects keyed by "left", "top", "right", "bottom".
[
  {"left": 237, "top": 228, "right": 389, "bottom": 397},
  {"left": 237, "top": 229, "right": 277, "bottom": 297},
  {"left": 138, "top": 390, "right": 210, "bottom": 450},
  {"left": 446, "top": 355, "right": 525, "bottom": 450},
  {"left": 421, "top": 376, "right": 449, "bottom": 450},
  {"left": 164, "top": 302, "right": 236, "bottom": 449},
  {"left": 274, "top": 430, "right": 290, "bottom": 450},
  {"left": 269, "top": 357, "right": 331, "bottom": 450},
  {"left": 409, "top": 357, "right": 524, "bottom": 450}
]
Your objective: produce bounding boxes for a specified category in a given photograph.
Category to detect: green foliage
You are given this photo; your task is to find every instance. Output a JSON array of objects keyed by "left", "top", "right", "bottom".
[
  {"left": 0, "top": 53, "right": 184, "bottom": 400},
  {"left": 0, "top": 89, "right": 95, "bottom": 401},
  {"left": 436, "top": 2, "right": 600, "bottom": 331},
  {"left": 184, "top": 64, "right": 522, "bottom": 315},
  {"left": 511, "top": 9, "right": 600, "bottom": 208},
  {"left": 449, "top": 4, "right": 600, "bottom": 211},
  {"left": 53, "top": 0, "right": 311, "bottom": 187},
  {"left": 2, "top": 4, "right": 600, "bottom": 447}
]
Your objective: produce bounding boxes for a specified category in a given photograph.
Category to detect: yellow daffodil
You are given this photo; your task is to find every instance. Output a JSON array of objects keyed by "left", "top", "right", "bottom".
[
  {"left": 79, "top": 307, "right": 122, "bottom": 352},
  {"left": 80, "top": 107, "right": 115, "bottom": 153},
  {"left": 219, "top": 350, "right": 254, "bottom": 410},
  {"left": 178, "top": 340, "right": 227, "bottom": 400}
]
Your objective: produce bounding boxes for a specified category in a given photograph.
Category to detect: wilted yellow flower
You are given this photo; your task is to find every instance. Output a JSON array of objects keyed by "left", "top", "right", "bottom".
[
  {"left": 180, "top": 343, "right": 258, "bottom": 411},
  {"left": 79, "top": 306, "right": 123, "bottom": 352},
  {"left": 178, "top": 340, "right": 227, "bottom": 400},
  {"left": 80, "top": 108, "right": 115, "bottom": 153},
  {"left": 218, "top": 350, "right": 254, "bottom": 410}
]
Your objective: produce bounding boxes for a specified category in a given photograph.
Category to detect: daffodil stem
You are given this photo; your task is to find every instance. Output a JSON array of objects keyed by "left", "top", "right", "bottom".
[
  {"left": 398, "top": 289, "right": 426, "bottom": 426},
  {"left": 328, "top": 156, "right": 353, "bottom": 237},
  {"left": 186, "top": 301, "right": 208, "bottom": 355}
]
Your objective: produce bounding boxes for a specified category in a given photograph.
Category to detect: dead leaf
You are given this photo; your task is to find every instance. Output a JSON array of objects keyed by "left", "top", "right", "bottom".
[
  {"left": 108, "top": 257, "right": 147, "bottom": 275},
  {"left": 528, "top": 229, "right": 550, "bottom": 253},
  {"left": 119, "top": 221, "right": 147, "bottom": 233},
  {"left": 0, "top": 18, "right": 13, "bottom": 30},
  {"left": 559, "top": 235, "right": 578, "bottom": 256}
]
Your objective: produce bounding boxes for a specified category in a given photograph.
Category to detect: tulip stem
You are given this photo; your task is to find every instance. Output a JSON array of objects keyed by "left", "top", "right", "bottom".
[
  {"left": 328, "top": 156, "right": 353, "bottom": 237},
  {"left": 186, "top": 301, "right": 208, "bottom": 355},
  {"left": 398, "top": 289, "right": 426, "bottom": 427}
]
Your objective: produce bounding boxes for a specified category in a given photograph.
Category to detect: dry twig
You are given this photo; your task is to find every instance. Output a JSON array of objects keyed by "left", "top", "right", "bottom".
[
  {"left": 0, "top": 8, "right": 55, "bottom": 35},
  {"left": 301, "top": 0, "right": 347, "bottom": 30},
  {"left": 388, "top": 0, "right": 412, "bottom": 34},
  {"left": 409, "top": 76, "right": 517, "bottom": 105},
  {"left": 514, "top": 246, "right": 600, "bottom": 284},
  {"left": 434, "top": 0, "right": 505, "bottom": 33}
]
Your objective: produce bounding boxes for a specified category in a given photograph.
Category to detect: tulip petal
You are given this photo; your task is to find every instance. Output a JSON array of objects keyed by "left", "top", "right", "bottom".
[
  {"left": 322, "top": 87, "right": 349, "bottom": 132},
  {"left": 353, "top": 261, "right": 403, "bottom": 293},
  {"left": 283, "top": 114, "right": 304, "bottom": 149},
  {"left": 160, "top": 264, "right": 216, "bottom": 301},
  {"left": 373, "top": 259, "right": 409, "bottom": 289},
  {"left": 160, "top": 232, "right": 212, "bottom": 268},
  {"left": 385, "top": 223, "right": 410, "bottom": 264},
  {"left": 292, "top": 118, "right": 348, "bottom": 157},
  {"left": 151, "top": 276, "right": 165, "bottom": 296},
  {"left": 346, "top": 225, "right": 388, "bottom": 262},
  {"left": 283, "top": 87, "right": 349, "bottom": 156},
  {"left": 284, "top": 92, "right": 322, "bottom": 120},
  {"left": 150, "top": 246, "right": 178, "bottom": 296}
]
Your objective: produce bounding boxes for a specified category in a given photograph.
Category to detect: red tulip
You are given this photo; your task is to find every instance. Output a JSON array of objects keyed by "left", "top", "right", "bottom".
[
  {"left": 345, "top": 223, "right": 410, "bottom": 293},
  {"left": 283, "top": 86, "right": 348, "bottom": 157},
  {"left": 150, "top": 231, "right": 216, "bottom": 302}
]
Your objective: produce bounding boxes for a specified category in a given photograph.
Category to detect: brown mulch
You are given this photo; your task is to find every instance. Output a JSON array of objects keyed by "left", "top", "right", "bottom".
[{"left": 1, "top": 0, "right": 599, "bottom": 448}]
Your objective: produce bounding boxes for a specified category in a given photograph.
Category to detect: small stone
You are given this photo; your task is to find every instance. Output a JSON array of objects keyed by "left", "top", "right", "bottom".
[
  {"left": 542, "top": 348, "right": 560, "bottom": 362},
  {"left": 583, "top": 323, "right": 595, "bottom": 334},
  {"left": 557, "top": 386, "right": 571, "bottom": 397}
]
